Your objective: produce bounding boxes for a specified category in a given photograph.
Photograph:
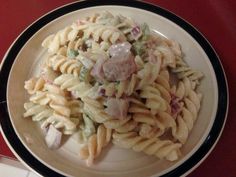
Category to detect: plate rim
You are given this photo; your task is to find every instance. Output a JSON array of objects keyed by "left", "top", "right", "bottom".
[{"left": 0, "top": 0, "right": 228, "bottom": 177}]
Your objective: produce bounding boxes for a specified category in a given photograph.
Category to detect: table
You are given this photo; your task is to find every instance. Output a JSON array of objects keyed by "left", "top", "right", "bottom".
[{"left": 0, "top": 0, "right": 235, "bottom": 176}]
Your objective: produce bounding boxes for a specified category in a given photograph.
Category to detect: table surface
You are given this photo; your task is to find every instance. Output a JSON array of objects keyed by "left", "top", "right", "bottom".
[{"left": 0, "top": 0, "right": 235, "bottom": 177}]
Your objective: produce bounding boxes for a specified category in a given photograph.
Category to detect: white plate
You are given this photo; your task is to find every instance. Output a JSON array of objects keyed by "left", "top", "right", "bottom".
[{"left": 0, "top": 1, "right": 228, "bottom": 177}]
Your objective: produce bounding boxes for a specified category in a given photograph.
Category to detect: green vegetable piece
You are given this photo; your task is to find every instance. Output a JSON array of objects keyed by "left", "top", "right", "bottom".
[
  {"left": 79, "top": 66, "right": 90, "bottom": 82},
  {"left": 67, "top": 49, "right": 79, "bottom": 58},
  {"left": 83, "top": 114, "right": 96, "bottom": 137},
  {"left": 141, "top": 23, "right": 150, "bottom": 38},
  {"left": 115, "top": 81, "right": 120, "bottom": 90},
  {"left": 133, "top": 41, "right": 145, "bottom": 56}
]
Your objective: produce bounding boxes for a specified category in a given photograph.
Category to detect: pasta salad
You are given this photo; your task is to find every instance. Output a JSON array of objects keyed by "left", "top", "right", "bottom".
[{"left": 23, "top": 11, "right": 203, "bottom": 166}]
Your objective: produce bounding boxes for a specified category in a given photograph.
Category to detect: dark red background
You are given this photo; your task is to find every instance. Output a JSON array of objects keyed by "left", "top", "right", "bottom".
[{"left": 0, "top": 1, "right": 235, "bottom": 176}]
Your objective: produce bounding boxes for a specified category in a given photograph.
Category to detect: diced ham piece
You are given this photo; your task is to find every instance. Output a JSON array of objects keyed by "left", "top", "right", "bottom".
[
  {"left": 108, "top": 42, "right": 132, "bottom": 57},
  {"left": 90, "top": 57, "right": 106, "bottom": 82},
  {"left": 131, "top": 25, "right": 142, "bottom": 40},
  {"left": 98, "top": 86, "right": 106, "bottom": 96},
  {"left": 91, "top": 42, "right": 136, "bottom": 82},
  {"left": 170, "top": 94, "right": 182, "bottom": 118},
  {"left": 103, "top": 52, "right": 136, "bottom": 81},
  {"left": 45, "top": 125, "right": 62, "bottom": 149},
  {"left": 105, "top": 98, "right": 129, "bottom": 119}
]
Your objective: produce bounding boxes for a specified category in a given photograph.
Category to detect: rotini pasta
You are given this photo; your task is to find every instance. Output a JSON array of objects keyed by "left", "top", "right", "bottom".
[
  {"left": 23, "top": 102, "right": 53, "bottom": 122},
  {"left": 171, "top": 77, "right": 192, "bottom": 100},
  {"left": 113, "top": 132, "right": 182, "bottom": 161},
  {"left": 140, "top": 85, "right": 168, "bottom": 114},
  {"left": 45, "top": 83, "right": 71, "bottom": 117},
  {"left": 28, "top": 92, "right": 49, "bottom": 107},
  {"left": 128, "top": 97, "right": 150, "bottom": 114},
  {"left": 83, "top": 97, "right": 137, "bottom": 133},
  {"left": 137, "top": 62, "right": 160, "bottom": 89},
  {"left": 171, "top": 56, "right": 204, "bottom": 83},
  {"left": 42, "top": 23, "right": 82, "bottom": 55},
  {"left": 23, "top": 11, "right": 204, "bottom": 167},
  {"left": 24, "top": 77, "right": 45, "bottom": 95},
  {"left": 170, "top": 80, "right": 202, "bottom": 144},
  {"left": 139, "top": 124, "right": 161, "bottom": 139},
  {"left": 79, "top": 124, "right": 112, "bottom": 166},
  {"left": 99, "top": 74, "right": 139, "bottom": 98},
  {"left": 171, "top": 92, "right": 202, "bottom": 144},
  {"left": 46, "top": 55, "right": 82, "bottom": 77},
  {"left": 84, "top": 24, "right": 126, "bottom": 44},
  {"left": 41, "top": 112, "right": 77, "bottom": 135},
  {"left": 53, "top": 74, "right": 92, "bottom": 98}
]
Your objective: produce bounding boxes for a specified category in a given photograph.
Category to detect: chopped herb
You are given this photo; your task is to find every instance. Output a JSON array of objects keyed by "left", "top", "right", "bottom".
[
  {"left": 83, "top": 114, "right": 96, "bottom": 137},
  {"left": 115, "top": 81, "right": 120, "bottom": 90},
  {"left": 67, "top": 49, "right": 79, "bottom": 58},
  {"left": 141, "top": 23, "right": 150, "bottom": 40},
  {"left": 79, "top": 66, "right": 90, "bottom": 82},
  {"left": 133, "top": 41, "right": 146, "bottom": 56}
]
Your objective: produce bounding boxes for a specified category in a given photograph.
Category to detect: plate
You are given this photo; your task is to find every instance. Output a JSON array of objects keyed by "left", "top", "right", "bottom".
[{"left": 0, "top": 1, "right": 228, "bottom": 177}]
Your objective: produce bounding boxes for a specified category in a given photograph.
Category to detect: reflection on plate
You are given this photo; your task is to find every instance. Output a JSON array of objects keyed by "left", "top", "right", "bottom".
[{"left": 0, "top": 1, "right": 228, "bottom": 177}]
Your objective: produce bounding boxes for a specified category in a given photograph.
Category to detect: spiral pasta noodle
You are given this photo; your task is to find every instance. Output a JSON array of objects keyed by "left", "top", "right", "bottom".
[
  {"left": 23, "top": 102, "right": 53, "bottom": 122},
  {"left": 128, "top": 97, "right": 150, "bottom": 114},
  {"left": 171, "top": 56, "right": 204, "bottom": 83},
  {"left": 68, "top": 100, "right": 83, "bottom": 118},
  {"left": 113, "top": 132, "right": 182, "bottom": 161},
  {"left": 170, "top": 79, "right": 202, "bottom": 144},
  {"left": 100, "top": 74, "right": 139, "bottom": 98},
  {"left": 138, "top": 124, "right": 162, "bottom": 139},
  {"left": 47, "top": 83, "right": 71, "bottom": 117},
  {"left": 41, "top": 112, "right": 77, "bottom": 135},
  {"left": 137, "top": 62, "right": 161, "bottom": 89},
  {"left": 79, "top": 124, "right": 112, "bottom": 166},
  {"left": 140, "top": 85, "right": 168, "bottom": 114},
  {"left": 171, "top": 92, "right": 202, "bottom": 144},
  {"left": 24, "top": 101, "right": 77, "bottom": 135},
  {"left": 83, "top": 24, "right": 126, "bottom": 44},
  {"left": 42, "top": 23, "right": 81, "bottom": 55},
  {"left": 53, "top": 74, "right": 92, "bottom": 99},
  {"left": 83, "top": 97, "right": 137, "bottom": 133},
  {"left": 24, "top": 77, "right": 45, "bottom": 95},
  {"left": 46, "top": 55, "right": 83, "bottom": 77},
  {"left": 90, "top": 41, "right": 111, "bottom": 51}
]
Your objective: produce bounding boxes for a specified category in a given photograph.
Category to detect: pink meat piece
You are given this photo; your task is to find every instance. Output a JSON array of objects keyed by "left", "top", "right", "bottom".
[
  {"left": 170, "top": 94, "right": 182, "bottom": 118},
  {"left": 90, "top": 57, "right": 106, "bottom": 82},
  {"left": 105, "top": 98, "right": 129, "bottom": 119},
  {"left": 103, "top": 52, "right": 136, "bottom": 81},
  {"left": 98, "top": 86, "right": 106, "bottom": 96},
  {"left": 45, "top": 125, "right": 62, "bottom": 149},
  {"left": 91, "top": 42, "right": 136, "bottom": 82},
  {"left": 131, "top": 25, "right": 142, "bottom": 40},
  {"left": 108, "top": 42, "right": 132, "bottom": 57}
]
